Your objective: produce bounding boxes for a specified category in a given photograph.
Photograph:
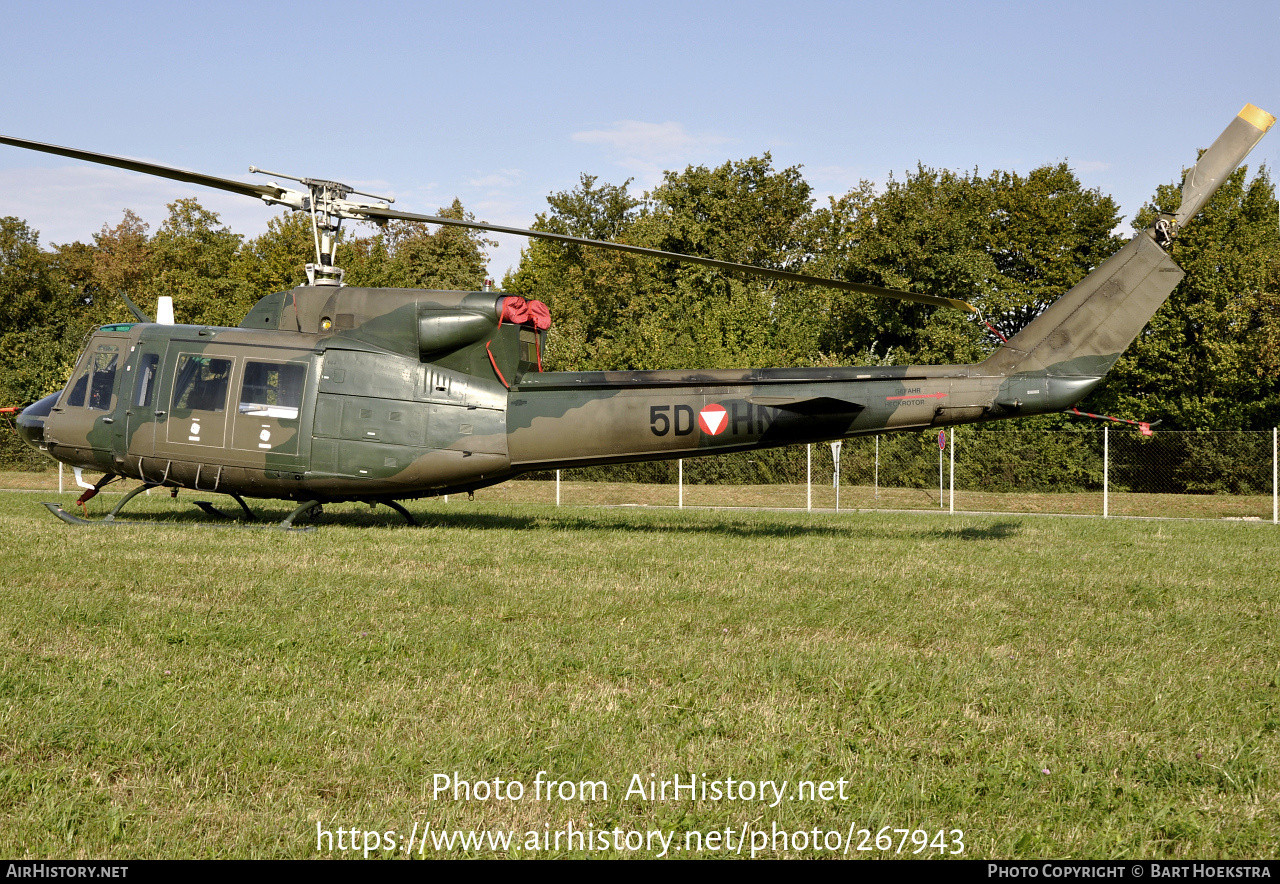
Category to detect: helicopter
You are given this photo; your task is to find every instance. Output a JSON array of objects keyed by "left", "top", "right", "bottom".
[{"left": 4, "top": 104, "right": 1274, "bottom": 529}]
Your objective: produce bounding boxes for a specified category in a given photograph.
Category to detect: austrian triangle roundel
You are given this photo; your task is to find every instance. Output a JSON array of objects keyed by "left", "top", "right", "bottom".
[{"left": 698, "top": 404, "right": 728, "bottom": 435}]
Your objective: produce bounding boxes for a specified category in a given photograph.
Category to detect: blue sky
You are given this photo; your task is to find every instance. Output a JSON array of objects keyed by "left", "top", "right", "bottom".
[{"left": 2, "top": 0, "right": 1277, "bottom": 279}]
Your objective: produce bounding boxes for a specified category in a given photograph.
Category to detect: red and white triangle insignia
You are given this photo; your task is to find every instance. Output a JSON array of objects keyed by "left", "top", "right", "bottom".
[{"left": 698, "top": 404, "right": 728, "bottom": 435}]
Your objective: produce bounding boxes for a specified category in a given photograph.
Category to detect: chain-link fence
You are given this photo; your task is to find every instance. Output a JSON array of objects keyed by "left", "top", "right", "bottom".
[
  {"left": 507, "top": 428, "right": 1279, "bottom": 522},
  {"left": 5, "top": 426, "right": 1275, "bottom": 522}
]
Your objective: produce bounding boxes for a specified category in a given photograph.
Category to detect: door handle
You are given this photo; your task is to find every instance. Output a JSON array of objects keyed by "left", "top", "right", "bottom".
[
  {"left": 155, "top": 411, "right": 166, "bottom": 417},
  {"left": 102, "top": 417, "right": 114, "bottom": 424}
]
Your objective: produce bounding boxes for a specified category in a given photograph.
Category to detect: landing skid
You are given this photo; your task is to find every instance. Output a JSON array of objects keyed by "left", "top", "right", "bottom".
[
  {"left": 42, "top": 487, "right": 420, "bottom": 530},
  {"left": 193, "top": 493, "right": 258, "bottom": 522},
  {"left": 277, "top": 499, "right": 418, "bottom": 527},
  {"left": 40, "top": 502, "right": 316, "bottom": 533},
  {"left": 380, "top": 499, "right": 418, "bottom": 526}
]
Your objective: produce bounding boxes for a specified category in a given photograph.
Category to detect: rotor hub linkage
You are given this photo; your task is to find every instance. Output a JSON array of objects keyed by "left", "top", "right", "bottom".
[{"left": 249, "top": 167, "right": 396, "bottom": 286}]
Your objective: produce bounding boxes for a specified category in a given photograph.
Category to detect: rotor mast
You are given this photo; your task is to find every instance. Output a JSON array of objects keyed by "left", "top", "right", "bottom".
[{"left": 248, "top": 166, "right": 395, "bottom": 286}]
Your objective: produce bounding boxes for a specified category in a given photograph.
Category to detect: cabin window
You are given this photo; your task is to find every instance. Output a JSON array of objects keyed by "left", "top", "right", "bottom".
[
  {"left": 135, "top": 353, "right": 159, "bottom": 407},
  {"left": 172, "top": 355, "right": 232, "bottom": 413},
  {"left": 87, "top": 350, "right": 119, "bottom": 411},
  {"left": 238, "top": 361, "right": 306, "bottom": 420},
  {"left": 519, "top": 329, "right": 540, "bottom": 366}
]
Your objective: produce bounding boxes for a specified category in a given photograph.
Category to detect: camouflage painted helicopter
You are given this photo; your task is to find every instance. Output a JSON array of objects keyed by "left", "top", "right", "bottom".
[{"left": 5, "top": 104, "right": 1274, "bottom": 528}]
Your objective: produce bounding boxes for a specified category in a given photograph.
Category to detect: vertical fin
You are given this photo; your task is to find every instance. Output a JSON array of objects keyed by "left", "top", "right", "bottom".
[
  {"left": 981, "top": 231, "right": 1182, "bottom": 379},
  {"left": 980, "top": 103, "right": 1272, "bottom": 383}
]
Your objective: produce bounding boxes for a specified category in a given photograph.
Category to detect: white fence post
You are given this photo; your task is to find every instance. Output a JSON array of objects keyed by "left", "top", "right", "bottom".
[
  {"left": 948, "top": 427, "right": 955, "bottom": 515},
  {"left": 1273, "top": 427, "right": 1277, "bottom": 525},
  {"left": 806, "top": 444, "right": 812, "bottom": 512},
  {"left": 874, "top": 436, "right": 879, "bottom": 501},
  {"left": 831, "top": 440, "right": 842, "bottom": 512},
  {"left": 678, "top": 459, "right": 683, "bottom": 509},
  {"left": 1103, "top": 425, "right": 1109, "bottom": 519},
  {"left": 58, "top": 462, "right": 63, "bottom": 495},
  {"left": 555, "top": 469, "right": 561, "bottom": 506},
  {"left": 939, "top": 435, "right": 944, "bottom": 508}
]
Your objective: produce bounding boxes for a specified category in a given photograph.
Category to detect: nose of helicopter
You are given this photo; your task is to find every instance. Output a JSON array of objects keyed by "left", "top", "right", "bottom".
[{"left": 15, "top": 391, "right": 61, "bottom": 451}]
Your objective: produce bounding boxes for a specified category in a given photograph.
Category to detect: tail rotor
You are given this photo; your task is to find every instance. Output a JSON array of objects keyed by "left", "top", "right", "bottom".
[{"left": 1156, "top": 103, "right": 1276, "bottom": 244}]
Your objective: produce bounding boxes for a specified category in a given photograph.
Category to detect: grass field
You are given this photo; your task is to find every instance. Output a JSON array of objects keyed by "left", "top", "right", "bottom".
[{"left": 0, "top": 486, "right": 1278, "bottom": 858}]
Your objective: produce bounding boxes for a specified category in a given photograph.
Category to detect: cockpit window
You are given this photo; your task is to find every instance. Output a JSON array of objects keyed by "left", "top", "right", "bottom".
[
  {"left": 65, "top": 372, "right": 89, "bottom": 408},
  {"left": 86, "top": 350, "right": 119, "bottom": 411}
]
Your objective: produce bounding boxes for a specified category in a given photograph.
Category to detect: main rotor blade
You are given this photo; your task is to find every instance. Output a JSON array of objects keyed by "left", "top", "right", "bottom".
[
  {"left": 359, "top": 205, "right": 978, "bottom": 314},
  {"left": 0, "top": 132, "right": 978, "bottom": 312},
  {"left": 1175, "top": 103, "right": 1275, "bottom": 226},
  {"left": 0, "top": 134, "right": 287, "bottom": 202}
]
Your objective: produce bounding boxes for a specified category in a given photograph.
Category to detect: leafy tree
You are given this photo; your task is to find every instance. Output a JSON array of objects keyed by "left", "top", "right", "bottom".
[
  {"left": 535, "top": 173, "right": 641, "bottom": 243},
  {"left": 0, "top": 218, "right": 95, "bottom": 465},
  {"left": 637, "top": 155, "right": 814, "bottom": 268},
  {"left": 508, "top": 157, "right": 828, "bottom": 371},
  {"left": 139, "top": 199, "right": 255, "bottom": 327},
  {"left": 235, "top": 210, "right": 314, "bottom": 297},
  {"left": 503, "top": 174, "right": 644, "bottom": 370},
  {"left": 0, "top": 218, "right": 78, "bottom": 406},
  {"left": 509, "top": 158, "right": 1125, "bottom": 374},
  {"left": 813, "top": 163, "right": 1124, "bottom": 367},
  {"left": 0, "top": 217, "right": 62, "bottom": 336},
  {"left": 983, "top": 164, "right": 1126, "bottom": 339},
  {"left": 810, "top": 168, "right": 995, "bottom": 366},
  {"left": 343, "top": 199, "right": 494, "bottom": 291},
  {"left": 627, "top": 155, "right": 821, "bottom": 371},
  {"left": 92, "top": 210, "right": 151, "bottom": 311}
]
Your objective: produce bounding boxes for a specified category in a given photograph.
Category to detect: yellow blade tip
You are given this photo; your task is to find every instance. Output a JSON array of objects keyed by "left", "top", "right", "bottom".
[{"left": 1239, "top": 104, "right": 1276, "bottom": 132}]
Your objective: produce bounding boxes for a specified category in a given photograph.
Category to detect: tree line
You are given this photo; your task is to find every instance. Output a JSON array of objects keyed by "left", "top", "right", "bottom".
[{"left": 2, "top": 153, "right": 1277, "bottom": 469}]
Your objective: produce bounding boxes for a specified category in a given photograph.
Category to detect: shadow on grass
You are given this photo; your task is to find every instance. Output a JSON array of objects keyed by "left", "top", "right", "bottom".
[
  {"left": 39, "top": 496, "right": 1028, "bottom": 542},
  {"left": 398, "top": 508, "right": 1030, "bottom": 543},
  {"left": 925, "top": 520, "right": 1023, "bottom": 541}
]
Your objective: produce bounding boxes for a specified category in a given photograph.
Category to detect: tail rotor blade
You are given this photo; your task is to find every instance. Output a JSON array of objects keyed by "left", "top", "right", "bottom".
[{"left": 1174, "top": 103, "right": 1275, "bottom": 226}]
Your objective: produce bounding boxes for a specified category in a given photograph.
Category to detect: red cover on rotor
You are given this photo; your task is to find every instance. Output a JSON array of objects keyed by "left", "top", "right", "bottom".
[{"left": 498, "top": 296, "right": 551, "bottom": 330}]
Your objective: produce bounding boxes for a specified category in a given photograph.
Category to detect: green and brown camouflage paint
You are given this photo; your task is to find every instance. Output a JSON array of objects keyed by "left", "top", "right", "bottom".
[{"left": 16, "top": 226, "right": 1177, "bottom": 506}]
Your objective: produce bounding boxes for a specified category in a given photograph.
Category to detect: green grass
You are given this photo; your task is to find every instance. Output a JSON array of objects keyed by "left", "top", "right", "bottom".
[{"left": 0, "top": 489, "right": 1278, "bottom": 858}]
